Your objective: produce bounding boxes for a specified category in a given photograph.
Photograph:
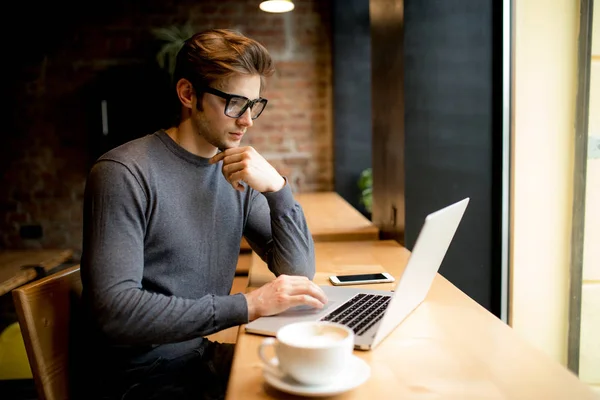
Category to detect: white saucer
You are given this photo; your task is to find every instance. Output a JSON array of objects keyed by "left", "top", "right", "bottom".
[{"left": 262, "top": 355, "right": 371, "bottom": 397}]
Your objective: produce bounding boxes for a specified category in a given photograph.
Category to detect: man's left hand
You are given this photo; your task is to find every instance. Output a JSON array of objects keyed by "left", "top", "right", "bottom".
[{"left": 209, "top": 146, "right": 286, "bottom": 193}]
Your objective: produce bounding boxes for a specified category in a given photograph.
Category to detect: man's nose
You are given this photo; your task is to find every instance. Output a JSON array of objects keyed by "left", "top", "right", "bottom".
[{"left": 236, "top": 108, "right": 253, "bottom": 128}]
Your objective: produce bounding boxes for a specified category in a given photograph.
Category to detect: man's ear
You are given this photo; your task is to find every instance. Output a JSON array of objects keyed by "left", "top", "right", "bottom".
[{"left": 175, "top": 78, "right": 196, "bottom": 110}]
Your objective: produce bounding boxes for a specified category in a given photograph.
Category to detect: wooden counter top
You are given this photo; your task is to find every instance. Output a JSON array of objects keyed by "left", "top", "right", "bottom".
[
  {"left": 226, "top": 241, "right": 597, "bottom": 399},
  {"left": 0, "top": 249, "right": 74, "bottom": 296},
  {"left": 240, "top": 191, "right": 379, "bottom": 250}
]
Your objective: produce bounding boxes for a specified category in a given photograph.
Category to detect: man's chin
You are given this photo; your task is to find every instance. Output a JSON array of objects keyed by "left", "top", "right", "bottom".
[{"left": 218, "top": 141, "right": 241, "bottom": 151}]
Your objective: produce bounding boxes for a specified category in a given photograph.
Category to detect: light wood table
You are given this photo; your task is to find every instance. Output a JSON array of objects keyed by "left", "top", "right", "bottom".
[
  {"left": 293, "top": 192, "right": 379, "bottom": 242},
  {"left": 226, "top": 240, "right": 597, "bottom": 399},
  {"left": 0, "top": 249, "right": 74, "bottom": 296},
  {"left": 240, "top": 191, "right": 379, "bottom": 251}
]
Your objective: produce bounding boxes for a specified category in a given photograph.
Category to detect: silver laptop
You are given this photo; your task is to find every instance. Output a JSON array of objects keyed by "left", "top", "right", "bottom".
[{"left": 245, "top": 197, "right": 469, "bottom": 350}]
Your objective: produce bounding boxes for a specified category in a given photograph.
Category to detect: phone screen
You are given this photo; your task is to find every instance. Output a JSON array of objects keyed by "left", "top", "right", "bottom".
[{"left": 336, "top": 273, "right": 388, "bottom": 282}]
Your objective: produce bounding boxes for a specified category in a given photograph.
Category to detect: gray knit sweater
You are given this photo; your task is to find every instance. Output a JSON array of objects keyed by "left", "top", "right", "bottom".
[{"left": 80, "top": 130, "right": 315, "bottom": 360}]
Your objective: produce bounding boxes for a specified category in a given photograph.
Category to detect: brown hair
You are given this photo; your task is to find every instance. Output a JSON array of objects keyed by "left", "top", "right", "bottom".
[{"left": 173, "top": 28, "right": 275, "bottom": 93}]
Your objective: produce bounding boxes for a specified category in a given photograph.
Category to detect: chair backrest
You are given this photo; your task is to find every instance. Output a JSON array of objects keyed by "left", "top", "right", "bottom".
[{"left": 12, "top": 265, "right": 82, "bottom": 400}]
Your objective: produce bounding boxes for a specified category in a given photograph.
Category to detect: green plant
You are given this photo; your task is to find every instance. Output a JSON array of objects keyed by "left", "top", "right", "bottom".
[
  {"left": 358, "top": 167, "right": 372, "bottom": 214},
  {"left": 151, "top": 22, "right": 196, "bottom": 78}
]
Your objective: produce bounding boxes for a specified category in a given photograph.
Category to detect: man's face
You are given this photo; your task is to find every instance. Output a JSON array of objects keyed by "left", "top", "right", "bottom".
[{"left": 192, "top": 73, "right": 261, "bottom": 151}]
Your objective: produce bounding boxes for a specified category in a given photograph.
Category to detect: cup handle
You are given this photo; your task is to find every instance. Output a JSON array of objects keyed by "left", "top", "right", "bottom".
[{"left": 258, "top": 337, "right": 283, "bottom": 377}]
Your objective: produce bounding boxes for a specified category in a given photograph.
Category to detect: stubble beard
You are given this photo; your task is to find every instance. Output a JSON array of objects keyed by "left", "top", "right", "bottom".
[{"left": 194, "top": 113, "right": 235, "bottom": 152}]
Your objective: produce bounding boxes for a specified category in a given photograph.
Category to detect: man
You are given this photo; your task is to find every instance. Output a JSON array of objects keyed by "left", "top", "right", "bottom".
[{"left": 79, "top": 28, "right": 328, "bottom": 400}]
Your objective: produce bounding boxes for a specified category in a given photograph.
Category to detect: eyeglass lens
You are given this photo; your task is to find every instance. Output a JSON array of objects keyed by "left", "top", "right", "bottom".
[{"left": 226, "top": 97, "right": 267, "bottom": 120}]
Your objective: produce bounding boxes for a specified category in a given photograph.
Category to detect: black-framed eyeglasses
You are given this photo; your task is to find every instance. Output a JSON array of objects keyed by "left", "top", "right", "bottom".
[{"left": 203, "top": 86, "right": 268, "bottom": 120}]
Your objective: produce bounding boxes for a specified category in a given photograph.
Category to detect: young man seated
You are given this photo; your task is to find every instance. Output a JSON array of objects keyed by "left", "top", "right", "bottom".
[{"left": 78, "top": 28, "right": 328, "bottom": 400}]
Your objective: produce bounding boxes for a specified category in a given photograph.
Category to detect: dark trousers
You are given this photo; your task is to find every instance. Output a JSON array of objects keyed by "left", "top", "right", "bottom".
[{"left": 89, "top": 340, "right": 235, "bottom": 400}]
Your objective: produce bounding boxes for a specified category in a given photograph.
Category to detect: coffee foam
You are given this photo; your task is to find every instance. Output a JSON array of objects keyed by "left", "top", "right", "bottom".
[{"left": 281, "top": 325, "right": 349, "bottom": 347}]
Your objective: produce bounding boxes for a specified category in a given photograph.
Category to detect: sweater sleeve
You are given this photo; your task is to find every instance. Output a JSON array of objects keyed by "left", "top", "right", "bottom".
[
  {"left": 81, "top": 160, "right": 248, "bottom": 345},
  {"left": 243, "top": 181, "right": 316, "bottom": 279}
]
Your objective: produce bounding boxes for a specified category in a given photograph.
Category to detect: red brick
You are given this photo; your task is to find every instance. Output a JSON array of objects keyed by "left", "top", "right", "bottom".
[{"left": 1, "top": 0, "right": 333, "bottom": 252}]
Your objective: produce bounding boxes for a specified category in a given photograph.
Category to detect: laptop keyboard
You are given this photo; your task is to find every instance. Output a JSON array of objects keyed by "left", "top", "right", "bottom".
[{"left": 319, "top": 293, "right": 391, "bottom": 336}]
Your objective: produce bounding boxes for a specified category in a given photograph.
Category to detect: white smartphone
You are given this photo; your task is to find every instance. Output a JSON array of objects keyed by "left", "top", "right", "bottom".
[{"left": 329, "top": 272, "right": 395, "bottom": 286}]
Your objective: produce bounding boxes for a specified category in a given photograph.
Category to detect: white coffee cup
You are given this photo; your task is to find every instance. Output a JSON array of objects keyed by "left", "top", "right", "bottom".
[{"left": 258, "top": 321, "right": 354, "bottom": 386}]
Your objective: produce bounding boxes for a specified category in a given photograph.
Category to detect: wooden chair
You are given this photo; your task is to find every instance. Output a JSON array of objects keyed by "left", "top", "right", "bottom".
[
  {"left": 12, "top": 265, "right": 82, "bottom": 400},
  {"left": 11, "top": 258, "right": 249, "bottom": 398}
]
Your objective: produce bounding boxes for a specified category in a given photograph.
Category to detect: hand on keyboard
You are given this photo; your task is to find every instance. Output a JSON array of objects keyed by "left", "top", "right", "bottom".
[{"left": 244, "top": 274, "right": 328, "bottom": 320}]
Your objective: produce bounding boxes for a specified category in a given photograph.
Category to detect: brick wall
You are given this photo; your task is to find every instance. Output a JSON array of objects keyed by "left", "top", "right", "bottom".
[{"left": 0, "top": 0, "right": 333, "bottom": 256}]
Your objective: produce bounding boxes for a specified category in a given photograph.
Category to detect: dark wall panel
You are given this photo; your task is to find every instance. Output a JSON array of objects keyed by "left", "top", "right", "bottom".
[
  {"left": 332, "top": 0, "right": 373, "bottom": 214},
  {"left": 403, "top": 0, "right": 503, "bottom": 315},
  {"left": 369, "top": 0, "right": 405, "bottom": 242}
]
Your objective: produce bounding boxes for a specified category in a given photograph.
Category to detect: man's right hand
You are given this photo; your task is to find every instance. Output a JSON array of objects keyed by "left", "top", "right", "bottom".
[{"left": 244, "top": 275, "right": 328, "bottom": 321}]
